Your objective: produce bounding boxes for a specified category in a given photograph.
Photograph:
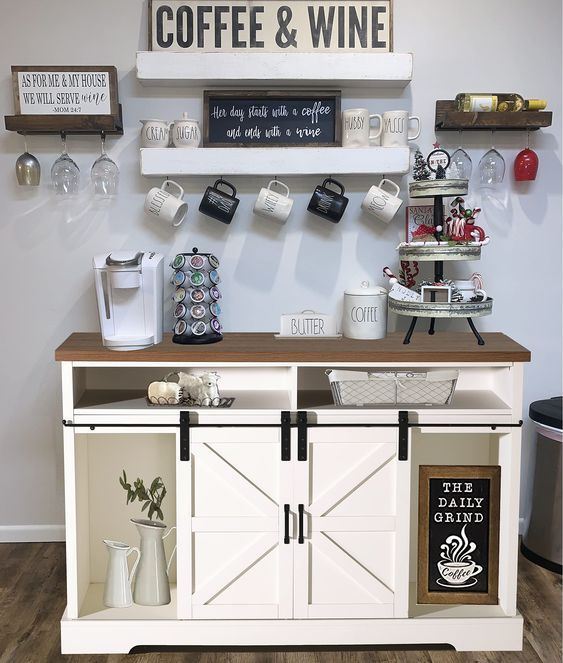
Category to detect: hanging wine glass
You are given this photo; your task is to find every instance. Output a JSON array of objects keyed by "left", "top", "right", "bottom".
[
  {"left": 91, "top": 132, "right": 119, "bottom": 196},
  {"left": 15, "top": 133, "right": 41, "bottom": 186},
  {"left": 514, "top": 130, "right": 539, "bottom": 181},
  {"left": 51, "top": 132, "right": 80, "bottom": 195},
  {"left": 478, "top": 132, "right": 505, "bottom": 185},
  {"left": 448, "top": 131, "right": 472, "bottom": 180}
]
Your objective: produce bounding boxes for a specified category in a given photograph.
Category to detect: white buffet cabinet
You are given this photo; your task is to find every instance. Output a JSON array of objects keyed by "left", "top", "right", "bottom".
[{"left": 56, "top": 331, "right": 530, "bottom": 654}]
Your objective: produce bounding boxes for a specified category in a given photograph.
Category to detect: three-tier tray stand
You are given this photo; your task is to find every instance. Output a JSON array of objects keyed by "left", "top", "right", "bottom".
[{"left": 389, "top": 178, "right": 492, "bottom": 345}]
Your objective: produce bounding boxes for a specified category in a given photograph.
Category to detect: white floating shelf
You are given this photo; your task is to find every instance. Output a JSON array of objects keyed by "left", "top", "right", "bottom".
[
  {"left": 136, "top": 52, "right": 413, "bottom": 87},
  {"left": 140, "top": 146, "right": 410, "bottom": 177}
]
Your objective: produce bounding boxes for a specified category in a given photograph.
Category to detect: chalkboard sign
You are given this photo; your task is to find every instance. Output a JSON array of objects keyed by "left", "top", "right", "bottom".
[
  {"left": 418, "top": 466, "right": 500, "bottom": 605},
  {"left": 203, "top": 90, "right": 341, "bottom": 147}
]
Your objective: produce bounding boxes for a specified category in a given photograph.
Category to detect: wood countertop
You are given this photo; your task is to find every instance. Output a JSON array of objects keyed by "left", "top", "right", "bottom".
[{"left": 55, "top": 332, "right": 531, "bottom": 363}]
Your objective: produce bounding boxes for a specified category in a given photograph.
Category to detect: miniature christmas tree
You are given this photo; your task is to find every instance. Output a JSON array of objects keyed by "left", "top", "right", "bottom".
[
  {"left": 435, "top": 164, "right": 447, "bottom": 180},
  {"left": 413, "top": 149, "right": 431, "bottom": 181}
]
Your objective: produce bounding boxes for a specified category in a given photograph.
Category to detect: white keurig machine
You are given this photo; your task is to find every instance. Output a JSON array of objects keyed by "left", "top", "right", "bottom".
[{"left": 93, "top": 252, "right": 164, "bottom": 351}]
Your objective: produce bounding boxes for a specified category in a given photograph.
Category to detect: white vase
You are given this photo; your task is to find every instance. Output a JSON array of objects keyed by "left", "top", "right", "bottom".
[
  {"left": 131, "top": 518, "right": 176, "bottom": 606},
  {"left": 102, "top": 539, "right": 140, "bottom": 608}
]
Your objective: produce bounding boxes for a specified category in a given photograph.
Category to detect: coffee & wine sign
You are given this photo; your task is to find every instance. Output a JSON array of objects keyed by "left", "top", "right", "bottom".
[
  {"left": 149, "top": 0, "right": 392, "bottom": 52},
  {"left": 418, "top": 466, "right": 500, "bottom": 605}
]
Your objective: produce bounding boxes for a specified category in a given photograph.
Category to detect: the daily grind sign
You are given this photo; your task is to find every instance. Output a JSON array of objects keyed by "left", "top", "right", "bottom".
[
  {"left": 203, "top": 90, "right": 341, "bottom": 146},
  {"left": 418, "top": 466, "right": 500, "bottom": 605},
  {"left": 149, "top": 0, "right": 392, "bottom": 52}
]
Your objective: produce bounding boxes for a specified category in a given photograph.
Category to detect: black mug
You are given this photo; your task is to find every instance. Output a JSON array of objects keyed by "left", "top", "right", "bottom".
[
  {"left": 199, "top": 179, "right": 239, "bottom": 224},
  {"left": 307, "top": 178, "right": 349, "bottom": 223}
]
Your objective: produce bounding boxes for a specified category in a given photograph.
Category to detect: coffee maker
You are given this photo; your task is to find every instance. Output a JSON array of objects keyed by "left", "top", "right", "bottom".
[{"left": 93, "top": 252, "right": 164, "bottom": 351}]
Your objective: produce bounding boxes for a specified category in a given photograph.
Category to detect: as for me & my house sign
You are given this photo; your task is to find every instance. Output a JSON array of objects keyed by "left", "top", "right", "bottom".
[{"left": 149, "top": 0, "right": 392, "bottom": 52}]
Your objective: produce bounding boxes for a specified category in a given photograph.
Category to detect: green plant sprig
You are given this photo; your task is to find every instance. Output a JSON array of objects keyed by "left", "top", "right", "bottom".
[{"left": 119, "top": 470, "right": 167, "bottom": 521}]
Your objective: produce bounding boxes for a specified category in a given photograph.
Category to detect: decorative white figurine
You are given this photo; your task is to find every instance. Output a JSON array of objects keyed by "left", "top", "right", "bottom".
[
  {"left": 147, "top": 381, "right": 183, "bottom": 405},
  {"left": 167, "top": 371, "right": 220, "bottom": 406}
]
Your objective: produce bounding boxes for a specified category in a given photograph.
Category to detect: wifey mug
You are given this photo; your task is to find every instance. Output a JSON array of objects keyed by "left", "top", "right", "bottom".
[
  {"left": 144, "top": 180, "right": 187, "bottom": 227},
  {"left": 361, "top": 179, "right": 402, "bottom": 223},
  {"left": 381, "top": 111, "right": 421, "bottom": 147},
  {"left": 253, "top": 180, "right": 293, "bottom": 223},
  {"left": 342, "top": 109, "right": 382, "bottom": 148}
]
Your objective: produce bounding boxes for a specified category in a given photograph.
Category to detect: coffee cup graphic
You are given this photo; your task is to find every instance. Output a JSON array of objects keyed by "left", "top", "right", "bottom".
[{"left": 437, "top": 524, "right": 483, "bottom": 586}]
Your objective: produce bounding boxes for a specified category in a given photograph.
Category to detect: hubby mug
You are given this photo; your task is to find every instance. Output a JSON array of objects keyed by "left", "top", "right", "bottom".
[
  {"left": 253, "top": 180, "right": 293, "bottom": 224},
  {"left": 144, "top": 180, "right": 187, "bottom": 227},
  {"left": 342, "top": 109, "right": 382, "bottom": 148},
  {"left": 381, "top": 110, "right": 421, "bottom": 147},
  {"left": 307, "top": 178, "right": 348, "bottom": 223},
  {"left": 361, "top": 179, "right": 402, "bottom": 223},
  {"left": 199, "top": 178, "right": 239, "bottom": 224}
]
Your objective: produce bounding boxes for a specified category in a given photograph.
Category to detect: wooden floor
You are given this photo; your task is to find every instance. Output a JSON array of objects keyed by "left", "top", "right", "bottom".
[{"left": 0, "top": 543, "right": 560, "bottom": 663}]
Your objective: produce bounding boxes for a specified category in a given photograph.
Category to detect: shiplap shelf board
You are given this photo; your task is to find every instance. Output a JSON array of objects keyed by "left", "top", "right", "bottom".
[
  {"left": 136, "top": 52, "right": 413, "bottom": 87},
  {"left": 140, "top": 146, "right": 410, "bottom": 177}
]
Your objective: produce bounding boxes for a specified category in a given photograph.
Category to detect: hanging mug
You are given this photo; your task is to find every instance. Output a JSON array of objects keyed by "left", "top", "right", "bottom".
[
  {"left": 253, "top": 180, "right": 294, "bottom": 223},
  {"left": 199, "top": 178, "right": 240, "bottom": 224},
  {"left": 381, "top": 111, "right": 421, "bottom": 147},
  {"left": 307, "top": 178, "right": 349, "bottom": 223},
  {"left": 361, "top": 179, "right": 402, "bottom": 223},
  {"left": 144, "top": 180, "right": 188, "bottom": 227},
  {"left": 140, "top": 119, "right": 172, "bottom": 148}
]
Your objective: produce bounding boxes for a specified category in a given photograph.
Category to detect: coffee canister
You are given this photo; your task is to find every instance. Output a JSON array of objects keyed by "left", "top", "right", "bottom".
[{"left": 342, "top": 281, "right": 388, "bottom": 340}]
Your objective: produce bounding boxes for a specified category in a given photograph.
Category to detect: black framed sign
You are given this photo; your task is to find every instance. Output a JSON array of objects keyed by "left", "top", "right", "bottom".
[
  {"left": 418, "top": 465, "right": 500, "bottom": 605},
  {"left": 203, "top": 90, "right": 341, "bottom": 147}
]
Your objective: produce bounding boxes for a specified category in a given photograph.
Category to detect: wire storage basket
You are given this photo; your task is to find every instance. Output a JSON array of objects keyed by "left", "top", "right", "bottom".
[{"left": 326, "top": 369, "right": 459, "bottom": 406}]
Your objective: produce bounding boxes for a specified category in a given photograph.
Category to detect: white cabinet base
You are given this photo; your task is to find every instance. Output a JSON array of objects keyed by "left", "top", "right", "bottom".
[{"left": 61, "top": 612, "right": 523, "bottom": 654}]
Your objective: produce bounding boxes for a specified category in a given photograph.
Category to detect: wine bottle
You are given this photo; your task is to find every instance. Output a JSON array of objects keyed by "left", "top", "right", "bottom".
[{"left": 455, "top": 93, "right": 546, "bottom": 112}]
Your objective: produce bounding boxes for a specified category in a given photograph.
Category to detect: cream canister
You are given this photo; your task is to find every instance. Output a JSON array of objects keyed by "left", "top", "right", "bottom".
[{"left": 342, "top": 281, "right": 388, "bottom": 340}]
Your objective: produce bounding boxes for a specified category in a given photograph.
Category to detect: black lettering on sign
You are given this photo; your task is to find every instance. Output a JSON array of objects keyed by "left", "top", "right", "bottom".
[
  {"left": 177, "top": 6, "right": 194, "bottom": 48},
  {"left": 418, "top": 466, "right": 500, "bottom": 605},
  {"left": 203, "top": 90, "right": 341, "bottom": 147},
  {"left": 156, "top": 5, "right": 174, "bottom": 48}
]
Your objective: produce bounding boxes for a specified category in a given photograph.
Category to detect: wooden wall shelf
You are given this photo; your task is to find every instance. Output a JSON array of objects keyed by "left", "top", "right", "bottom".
[
  {"left": 4, "top": 105, "right": 123, "bottom": 135},
  {"left": 435, "top": 100, "right": 552, "bottom": 132}
]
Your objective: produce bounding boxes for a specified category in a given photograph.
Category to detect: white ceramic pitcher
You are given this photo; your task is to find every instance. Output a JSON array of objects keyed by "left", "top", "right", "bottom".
[
  {"left": 102, "top": 539, "right": 140, "bottom": 608},
  {"left": 131, "top": 519, "right": 177, "bottom": 606}
]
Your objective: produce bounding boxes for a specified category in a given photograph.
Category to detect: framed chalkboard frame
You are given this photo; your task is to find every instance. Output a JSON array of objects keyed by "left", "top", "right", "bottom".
[
  {"left": 418, "top": 465, "right": 500, "bottom": 605},
  {"left": 202, "top": 89, "right": 342, "bottom": 147}
]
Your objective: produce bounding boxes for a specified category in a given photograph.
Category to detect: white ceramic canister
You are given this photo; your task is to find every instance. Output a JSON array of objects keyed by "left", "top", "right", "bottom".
[
  {"left": 140, "top": 119, "right": 172, "bottom": 148},
  {"left": 172, "top": 113, "right": 201, "bottom": 148},
  {"left": 342, "top": 281, "right": 388, "bottom": 340}
]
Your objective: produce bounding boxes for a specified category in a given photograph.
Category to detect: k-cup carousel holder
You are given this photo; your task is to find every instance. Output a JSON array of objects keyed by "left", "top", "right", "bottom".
[{"left": 170, "top": 247, "right": 224, "bottom": 345}]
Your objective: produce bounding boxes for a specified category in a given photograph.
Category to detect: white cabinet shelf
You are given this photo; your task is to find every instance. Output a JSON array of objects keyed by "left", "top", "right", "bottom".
[
  {"left": 140, "top": 146, "right": 410, "bottom": 177},
  {"left": 136, "top": 52, "right": 413, "bottom": 88}
]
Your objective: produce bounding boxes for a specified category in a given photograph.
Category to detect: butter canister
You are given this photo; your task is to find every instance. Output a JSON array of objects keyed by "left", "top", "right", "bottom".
[{"left": 342, "top": 281, "right": 388, "bottom": 340}]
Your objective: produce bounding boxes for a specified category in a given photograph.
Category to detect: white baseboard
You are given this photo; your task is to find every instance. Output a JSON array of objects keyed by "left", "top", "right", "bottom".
[{"left": 0, "top": 525, "right": 65, "bottom": 543}]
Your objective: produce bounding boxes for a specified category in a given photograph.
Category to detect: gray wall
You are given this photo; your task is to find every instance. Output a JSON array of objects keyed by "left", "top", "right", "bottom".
[{"left": 0, "top": 0, "right": 561, "bottom": 539}]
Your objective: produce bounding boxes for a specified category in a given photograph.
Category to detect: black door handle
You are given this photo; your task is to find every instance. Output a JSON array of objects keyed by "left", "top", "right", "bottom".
[
  {"left": 284, "top": 504, "right": 290, "bottom": 544},
  {"left": 298, "top": 504, "right": 305, "bottom": 544}
]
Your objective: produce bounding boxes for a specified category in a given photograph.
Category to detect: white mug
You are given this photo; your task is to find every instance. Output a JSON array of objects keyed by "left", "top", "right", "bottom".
[
  {"left": 144, "top": 180, "right": 187, "bottom": 227},
  {"left": 253, "top": 180, "right": 293, "bottom": 223},
  {"left": 140, "top": 119, "right": 172, "bottom": 148},
  {"left": 342, "top": 109, "right": 382, "bottom": 148},
  {"left": 454, "top": 279, "right": 487, "bottom": 302},
  {"left": 172, "top": 113, "right": 201, "bottom": 148},
  {"left": 381, "top": 111, "right": 421, "bottom": 147},
  {"left": 361, "top": 178, "right": 402, "bottom": 223}
]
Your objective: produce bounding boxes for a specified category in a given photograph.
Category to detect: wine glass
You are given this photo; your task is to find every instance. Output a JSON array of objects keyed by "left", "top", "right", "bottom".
[
  {"left": 51, "top": 133, "right": 80, "bottom": 194},
  {"left": 479, "top": 133, "right": 505, "bottom": 186},
  {"left": 15, "top": 134, "right": 41, "bottom": 186},
  {"left": 91, "top": 132, "right": 119, "bottom": 196},
  {"left": 448, "top": 131, "right": 472, "bottom": 180}
]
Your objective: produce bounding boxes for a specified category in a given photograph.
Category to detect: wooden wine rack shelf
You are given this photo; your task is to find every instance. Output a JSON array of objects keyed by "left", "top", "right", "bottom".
[{"left": 435, "top": 100, "right": 552, "bottom": 132}]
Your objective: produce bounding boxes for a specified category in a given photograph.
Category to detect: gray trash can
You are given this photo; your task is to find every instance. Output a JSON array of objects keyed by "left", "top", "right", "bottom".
[{"left": 521, "top": 396, "right": 562, "bottom": 574}]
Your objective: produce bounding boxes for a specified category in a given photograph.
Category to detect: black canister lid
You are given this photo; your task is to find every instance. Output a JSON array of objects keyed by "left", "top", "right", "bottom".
[{"left": 529, "top": 397, "right": 562, "bottom": 430}]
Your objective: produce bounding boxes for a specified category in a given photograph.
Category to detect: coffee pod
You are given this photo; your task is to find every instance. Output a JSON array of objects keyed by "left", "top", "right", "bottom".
[
  {"left": 209, "top": 270, "right": 221, "bottom": 285},
  {"left": 189, "top": 254, "right": 206, "bottom": 270},
  {"left": 174, "top": 319, "right": 188, "bottom": 335},
  {"left": 174, "top": 303, "right": 187, "bottom": 319},
  {"left": 189, "top": 271, "right": 205, "bottom": 287},
  {"left": 189, "top": 288, "right": 206, "bottom": 303},
  {"left": 190, "top": 304, "right": 206, "bottom": 320},
  {"left": 171, "top": 254, "right": 188, "bottom": 270},
  {"left": 210, "top": 302, "right": 222, "bottom": 317},
  {"left": 208, "top": 254, "right": 220, "bottom": 269},
  {"left": 191, "top": 320, "right": 207, "bottom": 336},
  {"left": 210, "top": 317, "right": 222, "bottom": 334},
  {"left": 173, "top": 287, "right": 188, "bottom": 303},
  {"left": 171, "top": 271, "right": 189, "bottom": 287},
  {"left": 210, "top": 286, "right": 222, "bottom": 301}
]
